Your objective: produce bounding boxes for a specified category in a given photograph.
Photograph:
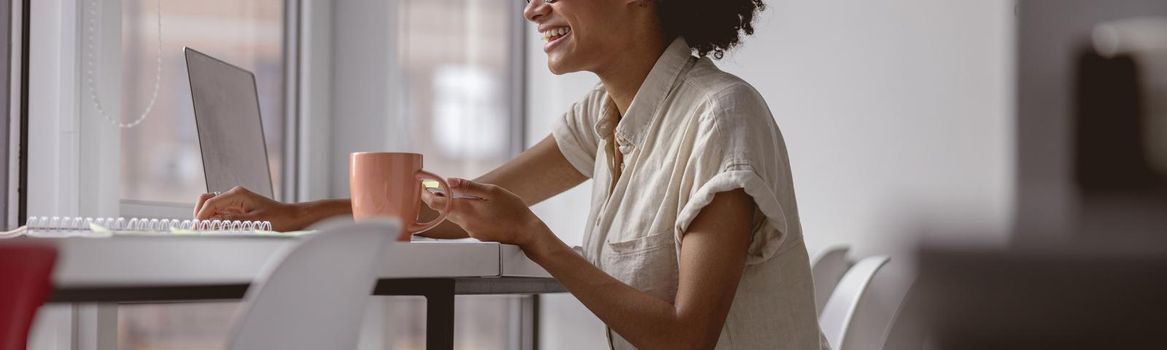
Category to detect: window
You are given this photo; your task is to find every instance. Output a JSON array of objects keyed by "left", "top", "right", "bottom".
[
  {"left": 0, "top": 0, "right": 11, "bottom": 229},
  {"left": 398, "top": 0, "right": 523, "bottom": 178},
  {"left": 117, "top": 0, "right": 286, "bottom": 205},
  {"left": 111, "top": 0, "right": 288, "bottom": 349}
]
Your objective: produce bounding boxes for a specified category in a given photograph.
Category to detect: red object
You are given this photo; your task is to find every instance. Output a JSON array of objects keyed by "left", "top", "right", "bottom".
[{"left": 0, "top": 241, "right": 58, "bottom": 350}]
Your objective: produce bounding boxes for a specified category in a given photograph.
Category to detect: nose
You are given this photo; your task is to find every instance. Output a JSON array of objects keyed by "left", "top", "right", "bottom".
[{"left": 523, "top": 0, "right": 551, "bottom": 23}]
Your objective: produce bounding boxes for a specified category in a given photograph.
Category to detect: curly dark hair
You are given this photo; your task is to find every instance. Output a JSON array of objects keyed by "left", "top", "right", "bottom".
[{"left": 656, "top": 0, "right": 766, "bottom": 59}]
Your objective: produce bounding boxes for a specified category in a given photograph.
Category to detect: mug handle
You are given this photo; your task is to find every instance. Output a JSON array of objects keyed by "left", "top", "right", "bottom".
[{"left": 411, "top": 170, "right": 451, "bottom": 235}]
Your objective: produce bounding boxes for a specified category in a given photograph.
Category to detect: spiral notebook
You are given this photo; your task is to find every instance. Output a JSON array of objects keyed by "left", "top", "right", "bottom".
[{"left": 0, "top": 216, "right": 275, "bottom": 239}]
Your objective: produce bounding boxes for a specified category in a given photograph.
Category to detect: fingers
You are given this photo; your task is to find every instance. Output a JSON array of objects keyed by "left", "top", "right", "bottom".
[
  {"left": 420, "top": 189, "right": 449, "bottom": 210},
  {"left": 448, "top": 178, "right": 499, "bottom": 199},
  {"left": 194, "top": 193, "right": 216, "bottom": 218},
  {"left": 441, "top": 200, "right": 472, "bottom": 229},
  {"left": 195, "top": 187, "right": 254, "bottom": 220},
  {"left": 195, "top": 194, "right": 233, "bottom": 220},
  {"left": 442, "top": 194, "right": 490, "bottom": 227},
  {"left": 207, "top": 211, "right": 257, "bottom": 222}
]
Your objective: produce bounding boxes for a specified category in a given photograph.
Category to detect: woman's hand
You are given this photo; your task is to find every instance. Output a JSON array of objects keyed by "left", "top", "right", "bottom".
[
  {"left": 194, "top": 186, "right": 304, "bottom": 232},
  {"left": 421, "top": 178, "right": 550, "bottom": 248}
]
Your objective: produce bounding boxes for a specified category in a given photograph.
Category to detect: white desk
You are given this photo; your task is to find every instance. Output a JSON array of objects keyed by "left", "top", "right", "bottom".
[{"left": 36, "top": 235, "right": 565, "bottom": 350}]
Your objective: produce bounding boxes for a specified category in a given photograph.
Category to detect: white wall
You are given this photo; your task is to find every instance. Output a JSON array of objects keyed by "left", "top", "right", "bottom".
[
  {"left": 528, "top": 1, "right": 1017, "bottom": 349},
  {"left": 718, "top": 0, "right": 1016, "bottom": 257}
]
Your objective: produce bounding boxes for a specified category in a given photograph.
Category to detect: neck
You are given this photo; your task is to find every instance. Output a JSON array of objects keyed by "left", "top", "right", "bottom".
[{"left": 595, "top": 35, "right": 671, "bottom": 116}]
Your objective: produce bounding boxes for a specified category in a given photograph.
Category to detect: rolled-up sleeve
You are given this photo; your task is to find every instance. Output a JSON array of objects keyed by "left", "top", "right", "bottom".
[
  {"left": 551, "top": 88, "right": 604, "bottom": 178},
  {"left": 674, "top": 85, "right": 794, "bottom": 265}
]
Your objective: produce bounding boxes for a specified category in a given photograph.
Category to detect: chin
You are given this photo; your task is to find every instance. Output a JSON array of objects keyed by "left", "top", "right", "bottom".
[
  {"left": 547, "top": 62, "right": 568, "bottom": 75},
  {"left": 546, "top": 60, "right": 582, "bottom": 76},
  {"left": 545, "top": 53, "right": 582, "bottom": 75}
]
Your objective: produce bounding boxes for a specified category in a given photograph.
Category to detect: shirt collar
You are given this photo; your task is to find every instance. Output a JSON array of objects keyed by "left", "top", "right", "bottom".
[{"left": 594, "top": 37, "right": 695, "bottom": 147}]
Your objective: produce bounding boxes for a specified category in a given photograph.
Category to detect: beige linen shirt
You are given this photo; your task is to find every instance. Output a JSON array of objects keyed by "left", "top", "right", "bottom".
[{"left": 552, "top": 38, "right": 827, "bottom": 349}]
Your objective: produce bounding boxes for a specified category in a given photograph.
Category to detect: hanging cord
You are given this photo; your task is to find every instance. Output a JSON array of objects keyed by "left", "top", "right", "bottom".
[{"left": 85, "top": 0, "right": 163, "bottom": 129}]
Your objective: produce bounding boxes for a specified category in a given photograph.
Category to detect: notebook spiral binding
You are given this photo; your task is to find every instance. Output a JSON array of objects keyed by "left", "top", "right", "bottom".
[{"left": 27, "top": 216, "right": 274, "bottom": 232}]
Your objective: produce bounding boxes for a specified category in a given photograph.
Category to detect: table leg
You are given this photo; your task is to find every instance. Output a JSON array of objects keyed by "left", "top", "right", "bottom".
[
  {"left": 425, "top": 289, "right": 455, "bottom": 350},
  {"left": 75, "top": 303, "right": 118, "bottom": 350},
  {"left": 532, "top": 295, "right": 541, "bottom": 350}
]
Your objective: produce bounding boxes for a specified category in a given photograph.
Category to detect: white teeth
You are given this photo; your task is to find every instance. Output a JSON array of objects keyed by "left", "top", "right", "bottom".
[{"left": 540, "top": 27, "right": 570, "bottom": 42}]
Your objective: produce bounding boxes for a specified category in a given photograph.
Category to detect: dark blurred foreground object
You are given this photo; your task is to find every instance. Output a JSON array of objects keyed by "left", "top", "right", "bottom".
[
  {"left": 1072, "top": 14, "right": 1167, "bottom": 242},
  {"left": 0, "top": 241, "right": 58, "bottom": 350},
  {"left": 905, "top": 2, "right": 1167, "bottom": 349},
  {"left": 903, "top": 245, "right": 1167, "bottom": 350},
  {"left": 1073, "top": 15, "right": 1167, "bottom": 193},
  {"left": 1074, "top": 50, "right": 1156, "bottom": 190},
  {"left": 1015, "top": 0, "right": 1167, "bottom": 239}
]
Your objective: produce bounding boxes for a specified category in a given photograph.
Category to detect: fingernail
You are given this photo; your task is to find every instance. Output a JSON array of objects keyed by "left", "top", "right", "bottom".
[{"left": 449, "top": 178, "right": 464, "bottom": 187}]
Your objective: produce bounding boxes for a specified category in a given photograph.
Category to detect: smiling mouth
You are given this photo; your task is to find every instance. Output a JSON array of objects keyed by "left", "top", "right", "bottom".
[{"left": 541, "top": 26, "right": 571, "bottom": 44}]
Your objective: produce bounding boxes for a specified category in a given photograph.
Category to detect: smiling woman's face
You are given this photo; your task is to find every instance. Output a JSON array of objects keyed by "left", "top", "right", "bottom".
[{"left": 524, "top": 0, "right": 640, "bottom": 75}]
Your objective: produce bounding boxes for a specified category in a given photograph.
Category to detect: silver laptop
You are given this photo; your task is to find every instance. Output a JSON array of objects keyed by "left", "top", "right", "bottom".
[{"left": 184, "top": 47, "right": 274, "bottom": 198}]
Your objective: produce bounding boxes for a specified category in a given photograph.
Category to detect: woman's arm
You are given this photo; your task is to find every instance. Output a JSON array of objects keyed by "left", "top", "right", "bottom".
[
  {"left": 420, "top": 135, "right": 587, "bottom": 239},
  {"left": 195, "top": 135, "right": 587, "bottom": 233},
  {"left": 531, "top": 190, "right": 752, "bottom": 348},
  {"left": 193, "top": 187, "right": 353, "bottom": 232},
  {"left": 433, "top": 179, "right": 754, "bottom": 349}
]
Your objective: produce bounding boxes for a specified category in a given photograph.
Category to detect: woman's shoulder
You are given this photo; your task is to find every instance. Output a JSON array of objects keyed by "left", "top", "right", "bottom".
[
  {"left": 676, "top": 59, "right": 773, "bottom": 127},
  {"left": 680, "top": 59, "right": 770, "bottom": 115}
]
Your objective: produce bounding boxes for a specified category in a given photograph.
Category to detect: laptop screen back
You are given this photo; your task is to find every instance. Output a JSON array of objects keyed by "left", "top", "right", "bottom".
[{"left": 184, "top": 47, "right": 274, "bottom": 198}]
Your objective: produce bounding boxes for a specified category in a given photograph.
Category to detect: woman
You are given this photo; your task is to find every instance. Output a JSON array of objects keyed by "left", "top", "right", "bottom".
[{"left": 196, "top": 0, "right": 825, "bottom": 348}]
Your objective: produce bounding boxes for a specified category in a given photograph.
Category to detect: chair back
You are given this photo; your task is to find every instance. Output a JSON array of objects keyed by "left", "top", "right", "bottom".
[
  {"left": 811, "top": 246, "right": 852, "bottom": 315},
  {"left": 227, "top": 220, "right": 399, "bottom": 350},
  {"left": 820, "top": 256, "right": 890, "bottom": 350},
  {"left": 0, "top": 241, "right": 58, "bottom": 350},
  {"left": 879, "top": 283, "right": 925, "bottom": 350}
]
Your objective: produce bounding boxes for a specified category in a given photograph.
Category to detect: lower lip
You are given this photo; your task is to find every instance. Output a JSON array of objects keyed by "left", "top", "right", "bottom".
[{"left": 544, "top": 32, "right": 570, "bottom": 53}]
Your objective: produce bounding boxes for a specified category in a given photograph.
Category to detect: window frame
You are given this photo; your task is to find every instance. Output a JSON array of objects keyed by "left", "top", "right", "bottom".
[
  {"left": 1, "top": 0, "right": 14, "bottom": 230},
  {"left": 21, "top": 0, "right": 124, "bottom": 346},
  {"left": 7, "top": 0, "right": 22, "bottom": 229},
  {"left": 24, "top": 0, "right": 115, "bottom": 222}
]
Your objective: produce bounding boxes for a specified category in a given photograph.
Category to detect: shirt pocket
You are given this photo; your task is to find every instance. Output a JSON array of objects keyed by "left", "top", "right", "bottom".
[{"left": 602, "top": 231, "right": 680, "bottom": 302}]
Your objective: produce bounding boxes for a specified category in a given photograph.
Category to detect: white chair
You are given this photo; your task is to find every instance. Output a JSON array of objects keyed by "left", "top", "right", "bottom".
[
  {"left": 811, "top": 246, "right": 852, "bottom": 315},
  {"left": 848, "top": 259, "right": 913, "bottom": 350},
  {"left": 819, "top": 256, "right": 891, "bottom": 350},
  {"left": 226, "top": 220, "right": 400, "bottom": 350},
  {"left": 879, "top": 284, "right": 926, "bottom": 350}
]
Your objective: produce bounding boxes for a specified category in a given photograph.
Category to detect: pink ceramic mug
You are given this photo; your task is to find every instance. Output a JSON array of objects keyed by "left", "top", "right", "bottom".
[{"left": 350, "top": 152, "right": 451, "bottom": 241}]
